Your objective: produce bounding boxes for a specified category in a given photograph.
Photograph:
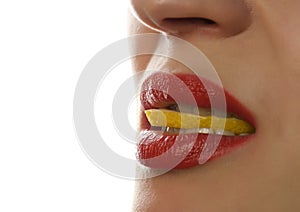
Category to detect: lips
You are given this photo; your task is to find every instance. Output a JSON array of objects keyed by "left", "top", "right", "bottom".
[{"left": 137, "top": 72, "right": 256, "bottom": 169}]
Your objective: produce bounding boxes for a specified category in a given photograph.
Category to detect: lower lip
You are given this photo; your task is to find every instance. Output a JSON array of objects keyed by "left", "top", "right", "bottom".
[{"left": 137, "top": 130, "right": 254, "bottom": 169}]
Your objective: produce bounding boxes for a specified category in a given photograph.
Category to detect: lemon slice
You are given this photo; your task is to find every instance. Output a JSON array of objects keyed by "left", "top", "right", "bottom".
[{"left": 145, "top": 109, "right": 255, "bottom": 135}]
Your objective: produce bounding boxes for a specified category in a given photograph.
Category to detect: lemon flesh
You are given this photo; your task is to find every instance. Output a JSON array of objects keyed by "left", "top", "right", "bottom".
[{"left": 145, "top": 109, "right": 255, "bottom": 135}]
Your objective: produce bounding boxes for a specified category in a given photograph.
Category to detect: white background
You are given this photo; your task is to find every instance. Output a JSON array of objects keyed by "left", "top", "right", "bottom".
[{"left": 0, "top": 0, "right": 135, "bottom": 211}]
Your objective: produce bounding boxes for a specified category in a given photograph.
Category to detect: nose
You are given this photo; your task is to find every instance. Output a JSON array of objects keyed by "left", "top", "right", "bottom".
[{"left": 130, "top": 0, "right": 252, "bottom": 37}]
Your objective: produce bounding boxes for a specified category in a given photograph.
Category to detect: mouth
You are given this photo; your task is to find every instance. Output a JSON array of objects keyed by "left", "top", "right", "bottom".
[{"left": 137, "top": 72, "right": 256, "bottom": 169}]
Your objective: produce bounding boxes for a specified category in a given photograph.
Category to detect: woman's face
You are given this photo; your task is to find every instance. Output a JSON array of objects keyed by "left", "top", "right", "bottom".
[{"left": 129, "top": 0, "right": 300, "bottom": 211}]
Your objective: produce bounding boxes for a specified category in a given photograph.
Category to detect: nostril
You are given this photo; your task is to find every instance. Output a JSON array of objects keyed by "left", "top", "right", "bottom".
[
  {"left": 198, "top": 18, "right": 217, "bottom": 25},
  {"left": 164, "top": 17, "right": 217, "bottom": 25},
  {"left": 160, "top": 17, "right": 219, "bottom": 34}
]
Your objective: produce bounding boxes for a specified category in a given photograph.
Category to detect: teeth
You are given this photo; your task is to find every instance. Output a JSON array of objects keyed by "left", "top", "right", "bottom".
[
  {"left": 215, "top": 129, "right": 235, "bottom": 136},
  {"left": 198, "top": 128, "right": 214, "bottom": 134},
  {"left": 164, "top": 127, "right": 180, "bottom": 134},
  {"left": 162, "top": 127, "right": 239, "bottom": 136},
  {"left": 239, "top": 133, "right": 250, "bottom": 136},
  {"left": 183, "top": 128, "right": 198, "bottom": 134}
]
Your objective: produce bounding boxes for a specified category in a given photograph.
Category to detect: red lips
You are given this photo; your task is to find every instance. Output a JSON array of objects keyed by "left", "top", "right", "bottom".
[{"left": 137, "top": 72, "right": 256, "bottom": 169}]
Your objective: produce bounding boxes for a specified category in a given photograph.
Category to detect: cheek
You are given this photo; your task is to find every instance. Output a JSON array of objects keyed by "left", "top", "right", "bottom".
[
  {"left": 131, "top": 55, "right": 153, "bottom": 73},
  {"left": 128, "top": 13, "right": 161, "bottom": 73},
  {"left": 256, "top": 1, "right": 300, "bottom": 71},
  {"left": 275, "top": 32, "right": 300, "bottom": 73}
]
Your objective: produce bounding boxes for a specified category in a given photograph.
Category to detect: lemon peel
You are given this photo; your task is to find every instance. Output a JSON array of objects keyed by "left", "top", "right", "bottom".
[{"left": 145, "top": 109, "right": 255, "bottom": 135}]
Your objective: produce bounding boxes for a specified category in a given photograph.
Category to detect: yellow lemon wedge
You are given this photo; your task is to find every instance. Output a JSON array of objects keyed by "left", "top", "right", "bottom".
[{"left": 145, "top": 109, "right": 255, "bottom": 135}]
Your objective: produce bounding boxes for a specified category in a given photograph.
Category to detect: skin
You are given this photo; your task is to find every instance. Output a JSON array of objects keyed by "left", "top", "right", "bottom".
[{"left": 129, "top": 0, "right": 300, "bottom": 211}]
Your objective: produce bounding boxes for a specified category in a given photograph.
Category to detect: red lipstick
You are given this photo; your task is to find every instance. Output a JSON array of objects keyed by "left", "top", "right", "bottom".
[{"left": 137, "top": 72, "right": 256, "bottom": 169}]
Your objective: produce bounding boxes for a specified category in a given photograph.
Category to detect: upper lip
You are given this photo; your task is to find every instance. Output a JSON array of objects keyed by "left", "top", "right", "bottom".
[
  {"left": 140, "top": 71, "right": 255, "bottom": 126},
  {"left": 137, "top": 71, "right": 256, "bottom": 169}
]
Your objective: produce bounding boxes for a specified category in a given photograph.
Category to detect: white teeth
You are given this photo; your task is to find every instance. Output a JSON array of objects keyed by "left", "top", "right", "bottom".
[
  {"left": 198, "top": 128, "right": 214, "bottom": 134},
  {"left": 183, "top": 129, "right": 198, "bottom": 134},
  {"left": 239, "top": 133, "right": 250, "bottom": 136},
  {"left": 162, "top": 127, "right": 239, "bottom": 136},
  {"left": 215, "top": 129, "right": 235, "bottom": 136},
  {"left": 164, "top": 127, "right": 180, "bottom": 133}
]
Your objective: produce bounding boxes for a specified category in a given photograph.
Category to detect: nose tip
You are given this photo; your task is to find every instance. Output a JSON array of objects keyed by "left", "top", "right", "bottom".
[{"left": 130, "top": 0, "right": 252, "bottom": 37}]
